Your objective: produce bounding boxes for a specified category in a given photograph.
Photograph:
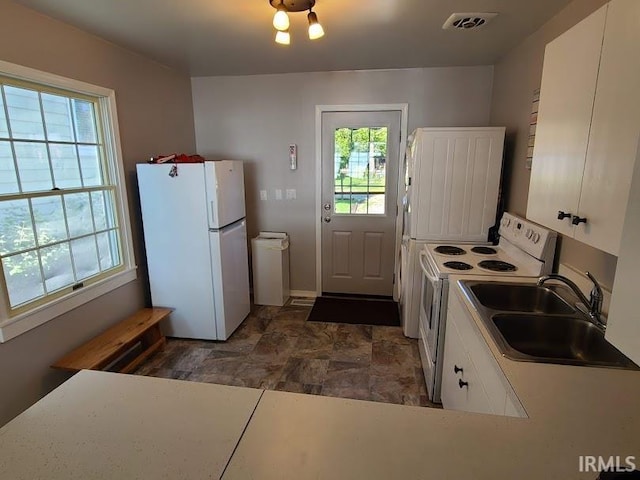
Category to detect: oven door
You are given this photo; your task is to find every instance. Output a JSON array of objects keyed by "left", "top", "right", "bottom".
[{"left": 419, "top": 250, "right": 443, "bottom": 360}]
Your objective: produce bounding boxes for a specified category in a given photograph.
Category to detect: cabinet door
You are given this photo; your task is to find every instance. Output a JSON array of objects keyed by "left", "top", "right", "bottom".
[
  {"left": 527, "top": 6, "right": 607, "bottom": 236},
  {"left": 412, "top": 128, "right": 504, "bottom": 242},
  {"left": 441, "top": 312, "right": 493, "bottom": 415},
  {"left": 606, "top": 137, "right": 640, "bottom": 364},
  {"left": 574, "top": 0, "right": 640, "bottom": 255}
]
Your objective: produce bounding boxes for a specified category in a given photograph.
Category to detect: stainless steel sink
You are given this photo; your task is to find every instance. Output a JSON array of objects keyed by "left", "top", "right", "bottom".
[
  {"left": 467, "top": 282, "right": 575, "bottom": 314},
  {"left": 459, "top": 280, "right": 639, "bottom": 370},
  {"left": 492, "top": 313, "right": 638, "bottom": 368}
]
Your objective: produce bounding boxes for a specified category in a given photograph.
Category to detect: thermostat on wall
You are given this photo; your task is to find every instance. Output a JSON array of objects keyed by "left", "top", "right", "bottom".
[{"left": 289, "top": 144, "right": 297, "bottom": 170}]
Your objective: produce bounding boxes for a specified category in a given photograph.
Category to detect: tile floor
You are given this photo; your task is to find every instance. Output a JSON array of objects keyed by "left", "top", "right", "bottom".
[{"left": 133, "top": 300, "right": 438, "bottom": 408}]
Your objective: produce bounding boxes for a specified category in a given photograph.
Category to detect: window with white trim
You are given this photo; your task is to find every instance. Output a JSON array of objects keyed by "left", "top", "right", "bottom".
[{"left": 0, "top": 61, "right": 136, "bottom": 341}]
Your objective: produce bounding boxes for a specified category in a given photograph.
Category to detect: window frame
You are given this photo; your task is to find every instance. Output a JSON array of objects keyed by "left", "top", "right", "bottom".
[{"left": 0, "top": 60, "right": 137, "bottom": 343}]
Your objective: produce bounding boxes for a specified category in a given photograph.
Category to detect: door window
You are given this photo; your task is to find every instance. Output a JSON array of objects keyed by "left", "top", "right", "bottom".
[{"left": 333, "top": 126, "right": 387, "bottom": 215}]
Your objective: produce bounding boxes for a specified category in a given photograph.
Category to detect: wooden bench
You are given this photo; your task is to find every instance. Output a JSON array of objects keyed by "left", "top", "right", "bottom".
[{"left": 52, "top": 307, "right": 172, "bottom": 374}]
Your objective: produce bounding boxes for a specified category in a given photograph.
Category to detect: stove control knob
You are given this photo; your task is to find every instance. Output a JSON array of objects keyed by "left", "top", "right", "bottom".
[
  {"left": 525, "top": 228, "right": 533, "bottom": 239},
  {"left": 503, "top": 218, "right": 511, "bottom": 227},
  {"left": 532, "top": 232, "right": 541, "bottom": 243}
]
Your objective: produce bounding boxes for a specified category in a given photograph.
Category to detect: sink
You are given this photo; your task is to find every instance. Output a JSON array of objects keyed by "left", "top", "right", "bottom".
[
  {"left": 459, "top": 280, "right": 639, "bottom": 370},
  {"left": 491, "top": 313, "right": 638, "bottom": 369},
  {"left": 468, "top": 282, "right": 575, "bottom": 314}
]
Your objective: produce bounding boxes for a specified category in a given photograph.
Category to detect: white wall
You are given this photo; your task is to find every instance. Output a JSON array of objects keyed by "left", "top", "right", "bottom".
[{"left": 192, "top": 66, "right": 494, "bottom": 291}]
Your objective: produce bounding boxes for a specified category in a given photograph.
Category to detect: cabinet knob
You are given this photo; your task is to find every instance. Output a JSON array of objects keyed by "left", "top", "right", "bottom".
[
  {"left": 571, "top": 215, "right": 587, "bottom": 225},
  {"left": 454, "top": 365, "right": 463, "bottom": 374},
  {"left": 459, "top": 379, "right": 469, "bottom": 389},
  {"left": 557, "top": 211, "right": 572, "bottom": 220}
]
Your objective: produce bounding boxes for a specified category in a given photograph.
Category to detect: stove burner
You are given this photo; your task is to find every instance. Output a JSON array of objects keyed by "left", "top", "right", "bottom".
[
  {"left": 443, "top": 261, "right": 473, "bottom": 271},
  {"left": 471, "top": 246, "right": 498, "bottom": 255},
  {"left": 478, "top": 260, "right": 517, "bottom": 272},
  {"left": 434, "top": 245, "right": 466, "bottom": 256}
]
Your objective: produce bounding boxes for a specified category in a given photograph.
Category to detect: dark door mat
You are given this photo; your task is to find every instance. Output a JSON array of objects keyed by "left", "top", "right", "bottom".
[{"left": 307, "top": 296, "right": 400, "bottom": 327}]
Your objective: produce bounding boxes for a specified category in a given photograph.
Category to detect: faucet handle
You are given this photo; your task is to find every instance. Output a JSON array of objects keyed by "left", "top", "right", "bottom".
[{"left": 585, "top": 271, "right": 603, "bottom": 299}]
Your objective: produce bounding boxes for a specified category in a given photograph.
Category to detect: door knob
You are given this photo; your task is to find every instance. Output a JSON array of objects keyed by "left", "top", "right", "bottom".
[
  {"left": 571, "top": 216, "right": 587, "bottom": 225},
  {"left": 323, "top": 203, "right": 331, "bottom": 211},
  {"left": 557, "top": 211, "right": 572, "bottom": 220},
  {"left": 323, "top": 216, "right": 331, "bottom": 223}
]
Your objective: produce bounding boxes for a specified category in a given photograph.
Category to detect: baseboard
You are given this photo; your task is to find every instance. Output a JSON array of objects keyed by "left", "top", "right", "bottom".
[{"left": 289, "top": 290, "right": 317, "bottom": 298}]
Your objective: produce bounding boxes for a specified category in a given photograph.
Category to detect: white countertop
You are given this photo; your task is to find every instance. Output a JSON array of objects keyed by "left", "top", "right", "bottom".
[
  {"left": 1, "top": 284, "right": 639, "bottom": 479},
  {"left": 224, "top": 275, "right": 640, "bottom": 480},
  {"left": 0, "top": 370, "right": 262, "bottom": 480}
]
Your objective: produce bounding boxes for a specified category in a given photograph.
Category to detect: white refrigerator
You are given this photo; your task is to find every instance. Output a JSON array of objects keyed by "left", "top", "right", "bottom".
[{"left": 137, "top": 160, "right": 250, "bottom": 340}]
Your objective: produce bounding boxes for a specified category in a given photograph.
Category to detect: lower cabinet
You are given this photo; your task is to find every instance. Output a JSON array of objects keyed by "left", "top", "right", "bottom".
[{"left": 441, "top": 288, "right": 526, "bottom": 418}]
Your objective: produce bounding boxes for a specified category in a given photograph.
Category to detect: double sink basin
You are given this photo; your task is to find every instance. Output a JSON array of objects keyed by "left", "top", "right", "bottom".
[{"left": 459, "top": 281, "right": 638, "bottom": 370}]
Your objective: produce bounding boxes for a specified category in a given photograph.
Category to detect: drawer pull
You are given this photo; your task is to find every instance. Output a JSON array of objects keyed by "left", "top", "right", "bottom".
[
  {"left": 459, "top": 379, "right": 469, "bottom": 388},
  {"left": 454, "top": 365, "right": 463, "bottom": 374},
  {"left": 571, "top": 215, "right": 587, "bottom": 225},
  {"left": 557, "top": 211, "right": 572, "bottom": 220}
]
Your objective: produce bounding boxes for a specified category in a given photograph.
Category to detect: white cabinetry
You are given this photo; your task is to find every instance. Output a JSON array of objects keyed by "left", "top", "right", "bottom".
[
  {"left": 441, "top": 287, "right": 526, "bottom": 417},
  {"left": 606, "top": 140, "right": 640, "bottom": 365},
  {"left": 408, "top": 127, "right": 505, "bottom": 242},
  {"left": 527, "top": 0, "right": 640, "bottom": 255}
]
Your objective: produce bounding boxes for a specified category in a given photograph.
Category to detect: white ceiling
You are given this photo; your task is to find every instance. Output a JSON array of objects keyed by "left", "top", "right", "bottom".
[{"left": 15, "top": 0, "right": 572, "bottom": 77}]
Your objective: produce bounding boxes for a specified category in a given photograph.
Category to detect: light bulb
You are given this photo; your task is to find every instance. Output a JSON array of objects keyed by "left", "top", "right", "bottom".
[
  {"left": 307, "top": 11, "right": 324, "bottom": 40},
  {"left": 273, "top": 5, "right": 290, "bottom": 31},
  {"left": 275, "top": 29, "right": 290, "bottom": 45}
]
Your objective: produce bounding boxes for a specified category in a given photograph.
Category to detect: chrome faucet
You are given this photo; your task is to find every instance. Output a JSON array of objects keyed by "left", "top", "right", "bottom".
[{"left": 537, "top": 272, "right": 605, "bottom": 330}]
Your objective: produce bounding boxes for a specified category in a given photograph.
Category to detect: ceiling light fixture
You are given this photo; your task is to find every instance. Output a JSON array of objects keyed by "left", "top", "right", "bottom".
[{"left": 269, "top": 0, "right": 325, "bottom": 45}]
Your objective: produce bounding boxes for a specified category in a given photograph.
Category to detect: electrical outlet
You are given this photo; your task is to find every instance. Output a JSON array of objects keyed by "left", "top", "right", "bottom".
[
  {"left": 286, "top": 189, "right": 296, "bottom": 200},
  {"left": 259, "top": 190, "right": 268, "bottom": 201},
  {"left": 275, "top": 189, "right": 283, "bottom": 200}
]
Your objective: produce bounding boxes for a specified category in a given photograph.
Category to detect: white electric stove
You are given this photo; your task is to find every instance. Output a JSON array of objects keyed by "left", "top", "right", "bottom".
[{"left": 417, "top": 212, "right": 557, "bottom": 403}]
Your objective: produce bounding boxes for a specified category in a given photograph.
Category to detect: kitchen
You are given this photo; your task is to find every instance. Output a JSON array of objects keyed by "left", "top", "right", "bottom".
[{"left": 0, "top": 0, "right": 639, "bottom": 478}]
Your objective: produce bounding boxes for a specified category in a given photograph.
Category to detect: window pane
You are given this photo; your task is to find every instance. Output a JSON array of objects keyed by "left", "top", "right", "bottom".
[
  {"left": 333, "top": 126, "right": 387, "bottom": 215},
  {"left": 4, "top": 86, "right": 45, "bottom": 140},
  {"left": 64, "top": 192, "right": 93, "bottom": 237},
  {"left": 91, "top": 191, "right": 108, "bottom": 231},
  {"left": 50, "top": 143, "right": 81, "bottom": 188},
  {"left": 72, "top": 99, "right": 97, "bottom": 144},
  {"left": 0, "top": 199, "right": 36, "bottom": 255},
  {"left": 78, "top": 145, "right": 102, "bottom": 186},
  {"left": 0, "top": 141, "right": 19, "bottom": 194},
  {"left": 367, "top": 194, "right": 385, "bottom": 214},
  {"left": 41, "top": 93, "right": 74, "bottom": 142},
  {"left": 97, "top": 230, "right": 120, "bottom": 271},
  {"left": 41, "top": 242, "right": 74, "bottom": 292},
  {"left": 71, "top": 236, "right": 99, "bottom": 280},
  {"left": 14, "top": 141, "right": 52, "bottom": 192},
  {"left": 32, "top": 195, "right": 67, "bottom": 245},
  {"left": 2, "top": 252, "right": 45, "bottom": 307},
  {"left": 0, "top": 91, "right": 9, "bottom": 137}
]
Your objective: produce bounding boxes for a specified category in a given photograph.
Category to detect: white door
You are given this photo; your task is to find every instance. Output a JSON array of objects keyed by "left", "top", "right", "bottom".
[
  {"left": 205, "top": 160, "right": 246, "bottom": 229},
  {"left": 321, "top": 111, "right": 401, "bottom": 296},
  {"left": 210, "top": 219, "right": 250, "bottom": 340}
]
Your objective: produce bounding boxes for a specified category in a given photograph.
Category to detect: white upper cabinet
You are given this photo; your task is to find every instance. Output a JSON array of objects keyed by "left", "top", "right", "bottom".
[
  {"left": 410, "top": 127, "right": 505, "bottom": 242},
  {"left": 527, "top": 0, "right": 640, "bottom": 255}
]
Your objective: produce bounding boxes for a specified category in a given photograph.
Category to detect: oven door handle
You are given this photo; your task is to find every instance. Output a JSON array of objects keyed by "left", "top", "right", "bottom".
[{"left": 419, "top": 251, "right": 440, "bottom": 283}]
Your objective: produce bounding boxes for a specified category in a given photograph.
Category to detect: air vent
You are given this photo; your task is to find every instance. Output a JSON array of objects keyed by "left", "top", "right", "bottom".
[{"left": 443, "top": 13, "right": 498, "bottom": 30}]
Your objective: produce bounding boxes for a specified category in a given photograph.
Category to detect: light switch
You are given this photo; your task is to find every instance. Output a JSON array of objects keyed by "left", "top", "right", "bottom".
[
  {"left": 259, "top": 190, "right": 268, "bottom": 201},
  {"left": 275, "top": 189, "right": 283, "bottom": 200},
  {"left": 286, "top": 189, "right": 296, "bottom": 200}
]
